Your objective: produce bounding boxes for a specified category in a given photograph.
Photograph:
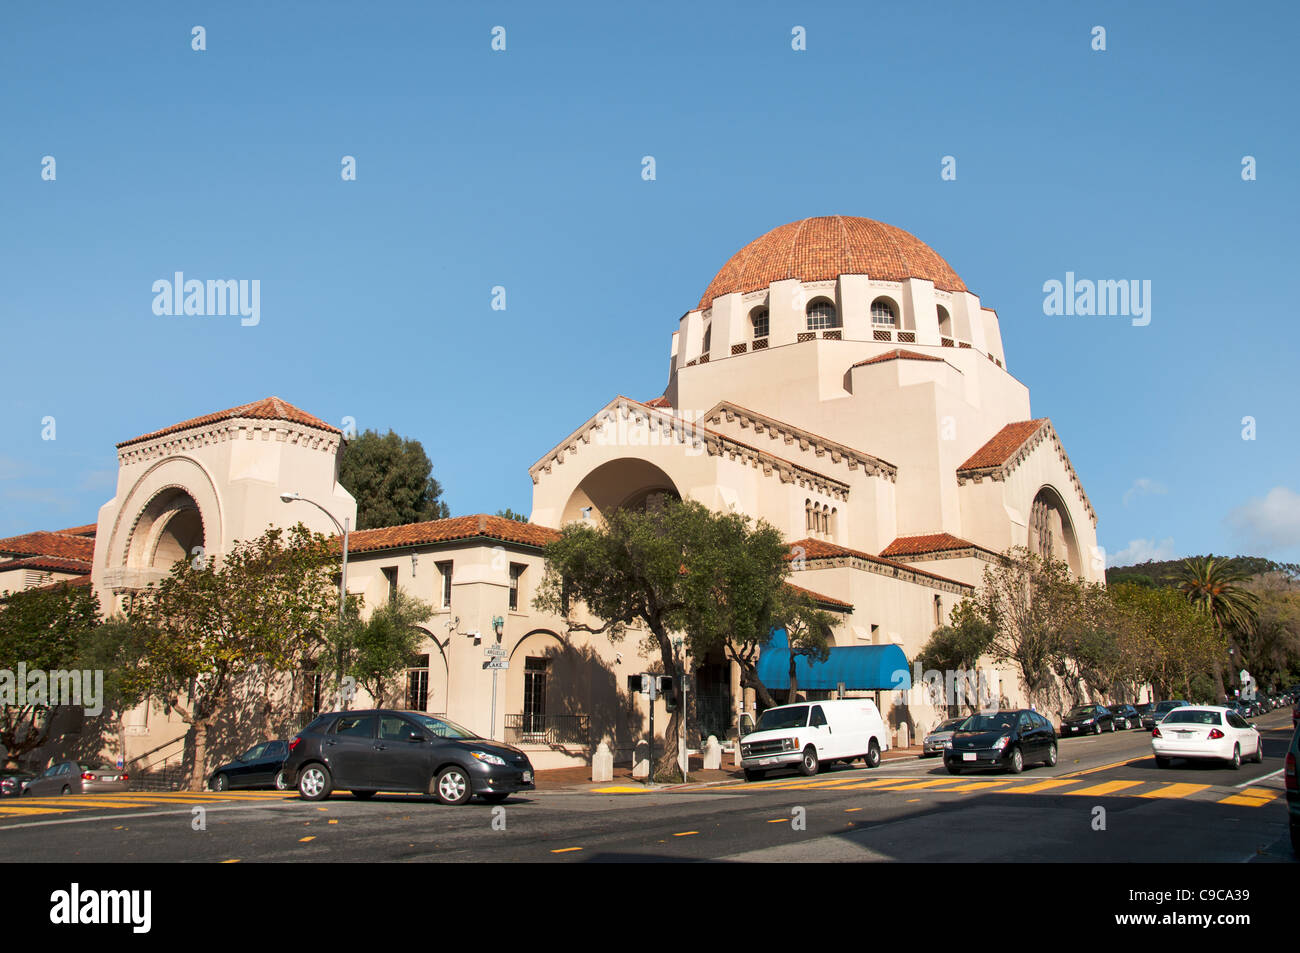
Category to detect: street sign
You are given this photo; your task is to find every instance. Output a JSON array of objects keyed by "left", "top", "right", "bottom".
[
  {"left": 484, "top": 645, "right": 507, "bottom": 657},
  {"left": 485, "top": 658, "right": 508, "bottom": 670}
]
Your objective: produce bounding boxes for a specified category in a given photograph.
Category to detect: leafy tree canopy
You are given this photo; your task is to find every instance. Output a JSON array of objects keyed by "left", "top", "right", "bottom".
[{"left": 339, "top": 429, "right": 451, "bottom": 530}]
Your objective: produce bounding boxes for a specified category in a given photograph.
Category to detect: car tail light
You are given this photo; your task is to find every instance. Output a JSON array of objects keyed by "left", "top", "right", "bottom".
[
  {"left": 289, "top": 736, "right": 302, "bottom": 753},
  {"left": 1208, "top": 729, "right": 1224, "bottom": 739},
  {"left": 1152, "top": 727, "right": 1161, "bottom": 738},
  {"left": 81, "top": 773, "right": 95, "bottom": 780},
  {"left": 1286, "top": 753, "right": 1296, "bottom": 792},
  {"left": 121, "top": 774, "right": 129, "bottom": 781}
]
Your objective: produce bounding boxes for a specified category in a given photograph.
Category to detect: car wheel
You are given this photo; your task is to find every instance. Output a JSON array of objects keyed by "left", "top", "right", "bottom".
[
  {"left": 351, "top": 790, "right": 377, "bottom": 800},
  {"left": 743, "top": 768, "right": 765, "bottom": 782},
  {"left": 799, "top": 746, "right": 819, "bottom": 776},
  {"left": 274, "top": 770, "right": 289, "bottom": 791},
  {"left": 1093, "top": 723, "right": 1102, "bottom": 735},
  {"left": 1155, "top": 756, "right": 1170, "bottom": 768},
  {"left": 435, "top": 766, "right": 473, "bottom": 805},
  {"left": 864, "top": 739, "right": 882, "bottom": 769},
  {"left": 297, "top": 764, "right": 333, "bottom": 801},
  {"left": 212, "top": 773, "right": 228, "bottom": 792},
  {"left": 1252, "top": 738, "right": 1264, "bottom": 763},
  {"left": 1228, "top": 744, "right": 1241, "bottom": 770},
  {"left": 1006, "top": 747, "right": 1024, "bottom": 774},
  {"left": 60, "top": 785, "right": 70, "bottom": 796},
  {"left": 479, "top": 792, "right": 510, "bottom": 804},
  {"left": 1045, "top": 742, "right": 1058, "bottom": 767},
  {"left": 945, "top": 763, "right": 962, "bottom": 775},
  {"left": 1110, "top": 720, "right": 1117, "bottom": 732}
]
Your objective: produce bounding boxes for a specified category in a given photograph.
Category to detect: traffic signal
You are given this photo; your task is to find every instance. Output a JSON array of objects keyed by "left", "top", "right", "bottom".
[
  {"left": 658, "top": 675, "right": 677, "bottom": 711},
  {"left": 627, "top": 674, "right": 650, "bottom": 695}
]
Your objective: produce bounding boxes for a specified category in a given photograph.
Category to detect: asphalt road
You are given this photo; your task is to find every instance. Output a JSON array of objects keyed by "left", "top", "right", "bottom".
[{"left": 1, "top": 711, "right": 1294, "bottom": 863}]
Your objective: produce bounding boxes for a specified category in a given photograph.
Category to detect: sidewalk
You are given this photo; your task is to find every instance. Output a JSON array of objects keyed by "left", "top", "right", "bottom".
[{"left": 533, "top": 743, "right": 926, "bottom": 792}]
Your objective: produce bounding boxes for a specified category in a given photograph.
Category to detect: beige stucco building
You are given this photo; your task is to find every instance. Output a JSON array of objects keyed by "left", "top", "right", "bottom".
[{"left": 2, "top": 215, "right": 1100, "bottom": 776}]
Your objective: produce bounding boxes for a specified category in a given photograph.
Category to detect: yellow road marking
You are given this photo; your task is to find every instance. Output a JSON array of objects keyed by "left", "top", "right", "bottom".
[
  {"left": 0, "top": 806, "right": 74, "bottom": 815},
  {"left": 1004, "top": 779, "right": 1082, "bottom": 794},
  {"left": 1218, "top": 794, "right": 1273, "bottom": 807},
  {"left": 1138, "top": 783, "right": 1210, "bottom": 800},
  {"left": 874, "top": 778, "right": 968, "bottom": 792},
  {"left": 837, "top": 778, "right": 921, "bottom": 791},
  {"left": 1239, "top": 787, "right": 1277, "bottom": 799},
  {"left": 1064, "top": 780, "right": 1144, "bottom": 797},
  {"left": 940, "top": 779, "right": 1015, "bottom": 793},
  {"left": 674, "top": 831, "right": 699, "bottom": 837},
  {"left": 589, "top": 786, "right": 649, "bottom": 794},
  {"left": 550, "top": 847, "right": 582, "bottom": 853},
  {"left": 766, "top": 818, "right": 785, "bottom": 823},
  {"left": 328, "top": 819, "right": 338, "bottom": 824},
  {"left": 299, "top": 836, "right": 315, "bottom": 842},
  {"left": 844, "top": 807, "right": 862, "bottom": 812},
  {"left": 221, "top": 859, "right": 240, "bottom": 863},
  {"left": 1057, "top": 756, "right": 1149, "bottom": 779}
]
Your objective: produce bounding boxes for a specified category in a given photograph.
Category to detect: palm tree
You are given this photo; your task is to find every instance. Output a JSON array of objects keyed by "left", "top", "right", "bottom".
[{"left": 1176, "top": 556, "right": 1260, "bottom": 696}]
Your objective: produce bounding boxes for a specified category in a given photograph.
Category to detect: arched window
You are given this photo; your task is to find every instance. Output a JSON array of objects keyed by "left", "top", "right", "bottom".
[
  {"left": 750, "top": 307, "right": 769, "bottom": 339},
  {"left": 806, "top": 299, "right": 840, "bottom": 331},
  {"left": 805, "top": 499, "right": 812, "bottom": 532},
  {"left": 829, "top": 507, "right": 837, "bottom": 539},
  {"left": 702, "top": 325, "right": 712, "bottom": 356},
  {"left": 937, "top": 305, "right": 953, "bottom": 338},
  {"left": 871, "top": 298, "right": 898, "bottom": 328}
]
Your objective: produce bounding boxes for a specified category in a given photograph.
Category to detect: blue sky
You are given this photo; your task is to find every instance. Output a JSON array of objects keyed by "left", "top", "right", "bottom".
[{"left": 2, "top": 1, "right": 1297, "bottom": 565}]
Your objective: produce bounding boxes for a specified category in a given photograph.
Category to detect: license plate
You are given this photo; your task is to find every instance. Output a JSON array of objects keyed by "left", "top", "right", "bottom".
[
  {"left": 522, "top": 771, "right": 532, "bottom": 783},
  {"left": 98, "top": 776, "right": 117, "bottom": 782},
  {"left": 760, "top": 757, "right": 778, "bottom": 765},
  {"left": 963, "top": 753, "right": 976, "bottom": 761}
]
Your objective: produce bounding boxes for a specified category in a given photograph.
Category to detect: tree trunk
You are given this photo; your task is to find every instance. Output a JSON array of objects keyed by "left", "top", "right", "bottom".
[
  {"left": 188, "top": 719, "right": 209, "bottom": 792},
  {"left": 788, "top": 655, "right": 799, "bottom": 703}
]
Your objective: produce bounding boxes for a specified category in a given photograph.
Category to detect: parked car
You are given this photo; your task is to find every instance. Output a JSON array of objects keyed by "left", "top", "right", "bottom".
[
  {"left": 209, "top": 739, "right": 290, "bottom": 791},
  {"left": 22, "top": 761, "right": 127, "bottom": 796},
  {"left": 1142, "top": 700, "right": 1190, "bottom": 729},
  {"left": 282, "top": 709, "right": 534, "bottom": 805},
  {"left": 1108, "top": 704, "right": 1141, "bottom": 730},
  {"left": 1060, "top": 703, "right": 1115, "bottom": 736},
  {"left": 1285, "top": 724, "right": 1298, "bottom": 853},
  {"left": 923, "top": 717, "right": 966, "bottom": 757},
  {"left": 0, "top": 770, "right": 34, "bottom": 797},
  {"left": 741, "top": 699, "right": 889, "bottom": 780},
  {"left": 1152, "top": 706, "right": 1263, "bottom": 770},
  {"left": 943, "top": 709, "right": 1057, "bottom": 775}
]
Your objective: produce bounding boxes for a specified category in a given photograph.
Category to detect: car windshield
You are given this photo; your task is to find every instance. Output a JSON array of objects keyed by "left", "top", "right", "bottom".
[
  {"left": 938, "top": 719, "right": 963, "bottom": 731},
  {"left": 1065, "top": 706, "right": 1095, "bottom": 719},
  {"left": 755, "top": 706, "right": 810, "bottom": 731},
  {"left": 405, "top": 713, "right": 478, "bottom": 740},
  {"left": 1156, "top": 701, "right": 1184, "bottom": 711},
  {"left": 960, "top": 713, "right": 1016, "bottom": 732},
  {"left": 1162, "top": 710, "right": 1222, "bottom": 726}
]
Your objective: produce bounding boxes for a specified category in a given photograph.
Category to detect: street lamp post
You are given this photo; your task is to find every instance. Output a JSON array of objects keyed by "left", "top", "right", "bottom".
[{"left": 281, "top": 492, "right": 350, "bottom": 710}]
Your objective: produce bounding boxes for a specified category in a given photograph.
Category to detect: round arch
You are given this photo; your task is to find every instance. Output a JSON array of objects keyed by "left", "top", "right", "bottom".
[
  {"left": 561, "top": 458, "right": 683, "bottom": 525},
  {"left": 1029, "top": 484, "right": 1082, "bottom": 575}
]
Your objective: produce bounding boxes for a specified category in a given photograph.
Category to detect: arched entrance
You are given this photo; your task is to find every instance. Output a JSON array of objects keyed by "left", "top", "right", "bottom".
[
  {"left": 1029, "top": 485, "right": 1081, "bottom": 575},
  {"left": 126, "top": 487, "right": 207, "bottom": 575},
  {"left": 561, "top": 458, "right": 682, "bottom": 524}
]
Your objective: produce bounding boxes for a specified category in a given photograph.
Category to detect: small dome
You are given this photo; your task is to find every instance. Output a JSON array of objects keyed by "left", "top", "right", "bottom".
[{"left": 698, "top": 215, "right": 967, "bottom": 310}]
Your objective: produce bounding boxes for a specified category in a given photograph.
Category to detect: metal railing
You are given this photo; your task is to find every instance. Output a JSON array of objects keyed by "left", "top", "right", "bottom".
[{"left": 504, "top": 713, "right": 589, "bottom": 747}]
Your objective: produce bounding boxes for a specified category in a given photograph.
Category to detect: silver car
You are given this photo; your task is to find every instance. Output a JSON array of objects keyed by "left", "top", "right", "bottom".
[
  {"left": 22, "top": 761, "right": 128, "bottom": 796},
  {"left": 923, "top": 717, "right": 967, "bottom": 756}
]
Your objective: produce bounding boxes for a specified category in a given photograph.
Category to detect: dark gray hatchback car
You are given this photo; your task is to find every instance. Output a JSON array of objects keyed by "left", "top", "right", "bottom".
[{"left": 283, "top": 709, "right": 535, "bottom": 805}]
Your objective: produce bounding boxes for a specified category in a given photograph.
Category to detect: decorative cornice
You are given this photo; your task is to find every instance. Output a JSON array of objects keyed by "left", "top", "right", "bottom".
[
  {"left": 702, "top": 401, "right": 898, "bottom": 483},
  {"left": 956, "top": 420, "right": 1096, "bottom": 525},
  {"left": 117, "top": 418, "right": 342, "bottom": 466}
]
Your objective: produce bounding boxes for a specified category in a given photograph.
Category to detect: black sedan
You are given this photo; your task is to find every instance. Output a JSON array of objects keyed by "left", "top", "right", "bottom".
[
  {"left": 282, "top": 709, "right": 535, "bottom": 805},
  {"left": 0, "top": 769, "right": 34, "bottom": 797},
  {"left": 1107, "top": 704, "right": 1141, "bottom": 730},
  {"left": 1060, "top": 704, "right": 1115, "bottom": 736},
  {"left": 944, "top": 709, "right": 1058, "bottom": 775},
  {"left": 209, "top": 739, "right": 290, "bottom": 791},
  {"left": 1143, "top": 699, "right": 1189, "bottom": 729}
]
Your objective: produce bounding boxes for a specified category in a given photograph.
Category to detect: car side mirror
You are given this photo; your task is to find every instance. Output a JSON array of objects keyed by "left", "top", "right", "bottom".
[{"left": 408, "top": 731, "right": 425, "bottom": 743}]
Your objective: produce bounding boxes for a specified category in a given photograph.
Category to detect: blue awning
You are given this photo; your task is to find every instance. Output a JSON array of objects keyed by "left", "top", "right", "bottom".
[{"left": 756, "top": 629, "right": 911, "bottom": 692}]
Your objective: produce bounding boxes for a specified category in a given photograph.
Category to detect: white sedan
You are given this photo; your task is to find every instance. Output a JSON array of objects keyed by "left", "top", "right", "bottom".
[{"left": 1151, "top": 705, "right": 1262, "bottom": 769}]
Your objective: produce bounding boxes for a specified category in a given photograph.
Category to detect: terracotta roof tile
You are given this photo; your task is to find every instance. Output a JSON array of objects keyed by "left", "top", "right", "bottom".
[
  {"left": 784, "top": 537, "right": 969, "bottom": 589},
  {"left": 0, "top": 555, "right": 94, "bottom": 575},
  {"left": 0, "top": 531, "right": 96, "bottom": 561},
  {"left": 341, "top": 514, "right": 561, "bottom": 556},
  {"left": 784, "top": 581, "right": 852, "bottom": 611},
  {"left": 117, "top": 397, "right": 341, "bottom": 449},
  {"left": 643, "top": 396, "right": 673, "bottom": 408},
  {"left": 699, "top": 216, "right": 967, "bottom": 310},
  {"left": 880, "top": 533, "right": 994, "bottom": 558},
  {"left": 958, "top": 419, "right": 1049, "bottom": 471},
  {"left": 850, "top": 349, "right": 945, "bottom": 369},
  {"left": 53, "top": 523, "right": 97, "bottom": 538}
]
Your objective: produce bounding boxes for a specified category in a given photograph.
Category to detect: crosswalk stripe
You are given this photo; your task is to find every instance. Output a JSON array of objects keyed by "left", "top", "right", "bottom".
[
  {"left": 1238, "top": 787, "right": 1278, "bottom": 799},
  {"left": 1138, "top": 783, "right": 1210, "bottom": 800},
  {"left": 1004, "top": 779, "right": 1083, "bottom": 794},
  {"left": 872, "top": 778, "right": 969, "bottom": 791},
  {"left": 835, "top": 778, "right": 920, "bottom": 791},
  {"left": 938, "top": 779, "right": 1015, "bottom": 793},
  {"left": 1217, "top": 794, "right": 1274, "bottom": 807},
  {"left": 1063, "top": 780, "right": 1144, "bottom": 797},
  {"left": 0, "top": 806, "right": 74, "bottom": 815}
]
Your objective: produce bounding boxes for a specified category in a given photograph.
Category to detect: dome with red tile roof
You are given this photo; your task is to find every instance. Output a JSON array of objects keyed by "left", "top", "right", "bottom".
[{"left": 698, "top": 216, "right": 966, "bottom": 310}]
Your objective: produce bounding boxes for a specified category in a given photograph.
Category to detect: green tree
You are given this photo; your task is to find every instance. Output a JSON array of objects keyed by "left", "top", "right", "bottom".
[
  {"left": 0, "top": 582, "right": 103, "bottom": 768},
  {"left": 1109, "top": 583, "right": 1226, "bottom": 701},
  {"left": 339, "top": 429, "right": 451, "bottom": 529},
  {"left": 778, "top": 591, "right": 836, "bottom": 703},
  {"left": 915, "top": 598, "right": 995, "bottom": 714},
  {"left": 328, "top": 589, "right": 434, "bottom": 708},
  {"left": 122, "top": 524, "right": 339, "bottom": 791},
  {"left": 1176, "top": 556, "right": 1260, "bottom": 696},
  {"left": 495, "top": 508, "right": 529, "bottom": 523}
]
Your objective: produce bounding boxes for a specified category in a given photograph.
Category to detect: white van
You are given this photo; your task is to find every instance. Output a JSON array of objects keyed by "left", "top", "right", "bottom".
[{"left": 739, "top": 699, "right": 889, "bottom": 781}]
